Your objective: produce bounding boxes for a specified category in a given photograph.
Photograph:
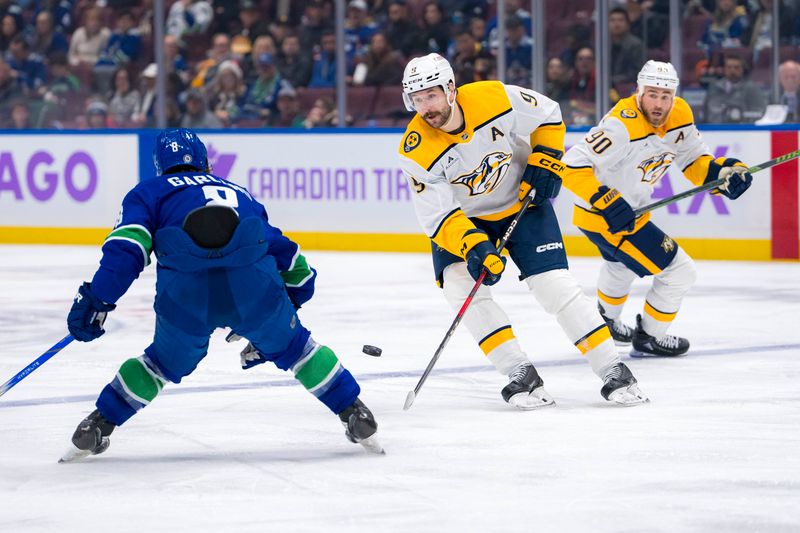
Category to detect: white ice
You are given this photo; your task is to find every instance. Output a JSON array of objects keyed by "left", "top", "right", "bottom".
[{"left": 1, "top": 245, "right": 799, "bottom": 533}]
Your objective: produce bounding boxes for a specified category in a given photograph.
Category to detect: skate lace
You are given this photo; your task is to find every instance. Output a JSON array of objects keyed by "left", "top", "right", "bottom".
[
  {"left": 604, "top": 364, "right": 622, "bottom": 382},
  {"left": 611, "top": 320, "right": 632, "bottom": 336},
  {"left": 509, "top": 363, "right": 530, "bottom": 382},
  {"left": 656, "top": 334, "right": 681, "bottom": 349}
]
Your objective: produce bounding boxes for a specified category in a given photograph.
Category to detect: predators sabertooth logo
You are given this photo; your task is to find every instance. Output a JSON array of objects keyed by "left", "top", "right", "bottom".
[
  {"left": 451, "top": 152, "right": 512, "bottom": 196},
  {"left": 661, "top": 235, "right": 675, "bottom": 253},
  {"left": 637, "top": 152, "right": 675, "bottom": 184}
]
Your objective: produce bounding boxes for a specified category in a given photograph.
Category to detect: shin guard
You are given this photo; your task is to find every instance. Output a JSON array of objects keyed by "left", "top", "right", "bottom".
[
  {"left": 527, "top": 269, "right": 619, "bottom": 378},
  {"left": 442, "top": 263, "right": 529, "bottom": 375}
]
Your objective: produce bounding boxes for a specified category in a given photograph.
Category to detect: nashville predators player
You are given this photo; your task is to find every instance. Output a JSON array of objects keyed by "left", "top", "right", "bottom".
[
  {"left": 562, "top": 61, "right": 753, "bottom": 357},
  {"left": 398, "top": 53, "right": 647, "bottom": 408}
]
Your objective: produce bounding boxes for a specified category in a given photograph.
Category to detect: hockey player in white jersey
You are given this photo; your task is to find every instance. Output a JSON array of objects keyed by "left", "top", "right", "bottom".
[
  {"left": 562, "top": 61, "right": 753, "bottom": 357},
  {"left": 398, "top": 53, "right": 647, "bottom": 407}
]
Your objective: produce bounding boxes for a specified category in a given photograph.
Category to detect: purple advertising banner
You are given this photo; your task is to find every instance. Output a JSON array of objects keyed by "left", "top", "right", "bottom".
[{"left": 0, "top": 135, "right": 138, "bottom": 228}]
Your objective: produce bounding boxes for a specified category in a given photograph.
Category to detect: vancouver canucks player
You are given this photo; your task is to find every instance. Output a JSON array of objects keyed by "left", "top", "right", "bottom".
[{"left": 61, "top": 128, "right": 382, "bottom": 462}]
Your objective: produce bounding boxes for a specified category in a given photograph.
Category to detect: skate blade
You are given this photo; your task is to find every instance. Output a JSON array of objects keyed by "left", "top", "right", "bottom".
[
  {"left": 629, "top": 348, "right": 688, "bottom": 358},
  {"left": 58, "top": 444, "right": 92, "bottom": 463},
  {"left": 608, "top": 385, "right": 650, "bottom": 406},
  {"left": 508, "top": 387, "right": 556, "bottom": 411},
  {"left": 358, "top": 434, "right": 385, "bottom": 455},
  {"left": 613, "top": 340, "right": 632, "bottom": 347}
]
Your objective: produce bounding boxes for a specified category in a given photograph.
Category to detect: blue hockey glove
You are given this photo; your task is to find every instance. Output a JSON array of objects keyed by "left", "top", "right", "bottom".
[
  {"left": 465, "top": 233, "right": 506, "bottom": 286},
  {"left": 225, "top": 331, "right": 268, "bottom": 370},
  {"left": 706, "top": 157, "right": 752, "bottom": 200},
  {"left": 67, "top": 282, "right": 116, "bottom": 342},
  {"left": 519, "top": 145, "right": 564, "bottom": 206},
  {"left": 591, "top": 186, "right": 636, "bottom": 234}
]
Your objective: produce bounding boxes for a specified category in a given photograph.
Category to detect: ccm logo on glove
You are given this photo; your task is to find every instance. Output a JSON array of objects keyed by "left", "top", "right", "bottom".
[{"left": 536, "top": 157, "right": 565, "bottom": 173}]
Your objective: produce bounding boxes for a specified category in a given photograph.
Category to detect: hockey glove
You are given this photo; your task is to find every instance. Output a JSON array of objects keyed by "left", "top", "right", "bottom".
[
  {"left": 519, "top": 145, "right": 564, "bottom": 206},
  {"left": 465, "top": 232, "right": 506, "bottom": 286},
  {"left": 67, "top": 282, "right": 116, "bottom": 342},
  {"left": 225, "top": 332, "right": 269, "bottom": 370},
  {"left": 238, "top": 342, "right": 268, "bottom": 370},
  {"left": 591, "top": 186, "right": 636, "bottom": 234},
  {"left": 706, "top": 157, "right": 752, "bottom": 200}
]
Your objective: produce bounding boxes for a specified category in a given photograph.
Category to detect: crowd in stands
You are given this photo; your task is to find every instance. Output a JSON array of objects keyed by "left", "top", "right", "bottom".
[{"left": 1, "top": 0, "right": 799, "bottom": 130}]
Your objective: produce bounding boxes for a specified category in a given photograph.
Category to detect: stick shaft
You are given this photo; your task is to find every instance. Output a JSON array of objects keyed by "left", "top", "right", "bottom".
[
  {"left": 406, "top": 194, "right": 535, "bottom": 407},
  {"left": 634, "top": 149, "right": 800, "bottom": 217},
  {"left": 0, "top": 335, "right": 74, "bottom": 398}
]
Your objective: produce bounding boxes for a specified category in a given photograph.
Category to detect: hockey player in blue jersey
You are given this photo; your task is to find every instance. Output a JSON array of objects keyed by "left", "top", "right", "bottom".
[{"left": 61, "top": 128, "right": 382, "bottom": 461}]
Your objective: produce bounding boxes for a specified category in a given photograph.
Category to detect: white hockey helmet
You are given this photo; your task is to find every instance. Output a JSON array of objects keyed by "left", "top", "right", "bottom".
[
  {"left": 637, "top": 60, "right": 679, "bottom": 93},
  {"left": 402, "top": 53, "right": 456, "bottom": 112}
]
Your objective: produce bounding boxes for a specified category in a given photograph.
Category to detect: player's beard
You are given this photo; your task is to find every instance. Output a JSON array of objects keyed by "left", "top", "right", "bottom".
[
  {"left": 643, "top": 107, "right": 668, "bottom": 127},
  {"left": 423, "top": 104, "right": 452, "bottom": 129}
]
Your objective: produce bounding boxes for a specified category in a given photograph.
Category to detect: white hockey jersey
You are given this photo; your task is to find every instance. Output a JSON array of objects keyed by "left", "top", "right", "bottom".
[
  {"left": 562, "top": 95, "right": 715, "bottom": 234},
  {"left": 398, "top": 80, "right": 564, "bottom": 258}
]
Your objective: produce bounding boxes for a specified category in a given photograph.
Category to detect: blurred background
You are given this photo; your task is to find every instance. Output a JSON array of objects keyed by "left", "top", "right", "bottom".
[{"left": 1, "top": 0, "right": 799, "bottom": 131}]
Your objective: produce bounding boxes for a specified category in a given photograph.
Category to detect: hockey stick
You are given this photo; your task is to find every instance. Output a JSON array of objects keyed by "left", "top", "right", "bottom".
[
  {"left": 633, "top": 149, "right": 800, "bottom": 217},
  {"left": 0, "top": 334, "right": 74, "bottom": 398},
  {"left": 403, "top": 193, "right": 536, "bottom": 411}
]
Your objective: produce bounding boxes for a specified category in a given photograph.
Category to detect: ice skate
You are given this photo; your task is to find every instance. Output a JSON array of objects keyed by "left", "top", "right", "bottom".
[
  {"left": 598, "top": 303, "right": 633, "bottom": 346},
  {"left": 501, "top": 363, "right": 555, "bottom": 410},
  {"left": 630, "top": 314, "right": 689, "bottom": 357},
  {"left": 601, "top": 362, "right": 649, "bottom": 405},
  {"left": 338, "top": 398, "right": 384, "bottom": 455},
  {"left": 59, "top": 409, "right": 115, "bottom": 463}
]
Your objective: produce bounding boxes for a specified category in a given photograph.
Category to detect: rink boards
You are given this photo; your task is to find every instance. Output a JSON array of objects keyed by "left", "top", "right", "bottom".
[{"left": 0, "top": 127, "right": 797, "bottom": 260}]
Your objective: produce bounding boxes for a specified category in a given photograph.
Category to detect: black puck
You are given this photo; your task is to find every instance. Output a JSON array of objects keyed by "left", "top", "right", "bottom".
[{"left": 362, "top": 344, "right": 382, "bottom": 357}]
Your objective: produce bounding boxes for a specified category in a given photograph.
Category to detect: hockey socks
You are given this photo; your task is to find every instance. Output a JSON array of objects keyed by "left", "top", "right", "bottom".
[
  {"left": 291, "top": 338, "right": 360, "bottom": 414},
  {"left": 96, "top": 355, "right": 167, "bottom": 426}
]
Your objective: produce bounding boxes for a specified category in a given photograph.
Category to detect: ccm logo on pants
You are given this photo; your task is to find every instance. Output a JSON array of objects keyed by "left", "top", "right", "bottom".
[{"left": 536, "top": 242, "right": 564, "bottom": 253}]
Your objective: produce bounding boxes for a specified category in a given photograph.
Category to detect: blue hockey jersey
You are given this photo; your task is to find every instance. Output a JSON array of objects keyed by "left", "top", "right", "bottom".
[{"left": 90, "top": 171, "right": 315, "bottom": 307}]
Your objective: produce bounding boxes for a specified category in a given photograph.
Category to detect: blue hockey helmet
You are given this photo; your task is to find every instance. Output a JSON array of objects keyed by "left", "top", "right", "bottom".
[{"left": 153, "top": 128, "right": 209, "bottom": 175}]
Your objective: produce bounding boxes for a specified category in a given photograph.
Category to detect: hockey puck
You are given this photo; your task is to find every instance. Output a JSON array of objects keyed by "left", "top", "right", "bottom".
[{"left": 362, "top": 344, "right": 382, "bottom": 357}]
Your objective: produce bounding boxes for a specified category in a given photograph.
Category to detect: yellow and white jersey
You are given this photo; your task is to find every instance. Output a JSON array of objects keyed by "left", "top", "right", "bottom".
[
  {"left": 398, "top": 80, "right": 564, "bottom": 258},
  {"left": 563, "top": 95, "right": 714, "bottom": 213}
]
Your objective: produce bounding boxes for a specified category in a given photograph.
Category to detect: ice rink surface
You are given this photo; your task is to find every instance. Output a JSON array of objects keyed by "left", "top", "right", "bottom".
[{"left": 1, "top": 245, "right": 798, "bottom": 533}]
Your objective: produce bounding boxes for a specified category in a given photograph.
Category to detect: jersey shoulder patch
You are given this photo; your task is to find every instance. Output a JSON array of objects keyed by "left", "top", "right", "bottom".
[
  {"left": 607, "top": 95, "right": 652, "bottom": 142},
  {"left": 402, "top": 130, "right": 422, "bottom": 153},
  {"left": 398, "top": 115, "right": 457, "bottom": 171}
]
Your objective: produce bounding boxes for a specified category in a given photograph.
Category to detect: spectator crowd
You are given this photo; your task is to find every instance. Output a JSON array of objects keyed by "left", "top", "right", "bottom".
[{"left": 1, "top": 0, "right": 799, "bottom": 130}]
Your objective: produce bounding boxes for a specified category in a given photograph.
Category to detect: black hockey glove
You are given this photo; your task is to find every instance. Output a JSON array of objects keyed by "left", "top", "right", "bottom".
[
  {"left": 705, "top": 157, "right": 752, "bottom": 200},
  {"left": 590, "top": 186, "right": 636, "bottom": 234},
  {"left": 465, "top": 232, "right": 506, "bottom": 286},
  {"left": 67, "top": 282, "right": 116, "bottom": 342},
  {"left": 519, "top": 145, "right": 564, "bottom": 206}
]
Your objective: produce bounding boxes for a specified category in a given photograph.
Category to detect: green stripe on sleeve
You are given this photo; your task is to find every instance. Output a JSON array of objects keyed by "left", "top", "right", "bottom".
[
  {"left": 281, "top": 253, "right": 313, "bottom": 287},
  {"left": 105, "top": 225, "right": 152, "bottom": 265}
]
